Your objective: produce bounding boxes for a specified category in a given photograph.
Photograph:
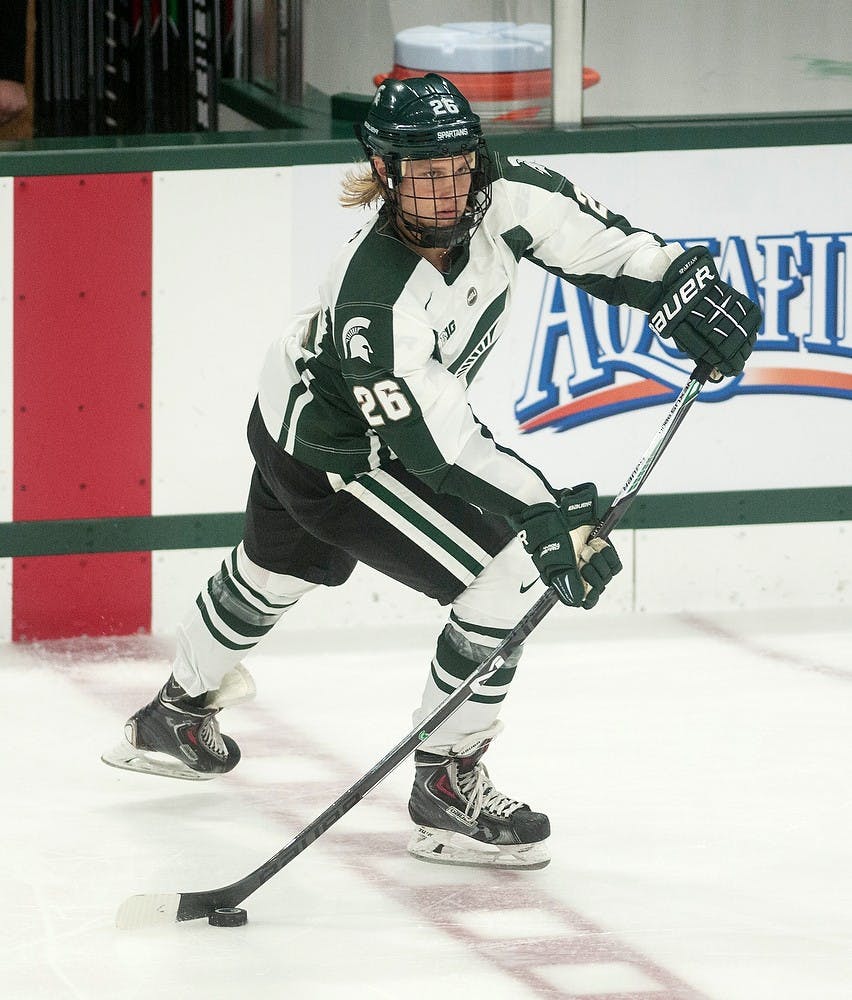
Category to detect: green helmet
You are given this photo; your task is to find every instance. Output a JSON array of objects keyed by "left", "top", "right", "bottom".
[
  {"left": 357, "top": 74, "right": 484, "bottom": 160},
  {"left": 355, "top": 74, "right": 493, "bottom": 250}
]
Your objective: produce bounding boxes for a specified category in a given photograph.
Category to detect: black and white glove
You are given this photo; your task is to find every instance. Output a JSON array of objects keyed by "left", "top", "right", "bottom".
[
  {"left": 511, "top": 484, "right": 622, "bottom": 610},
  {"left": 649, "top": 247, "right": 762, "bottom": 377}
]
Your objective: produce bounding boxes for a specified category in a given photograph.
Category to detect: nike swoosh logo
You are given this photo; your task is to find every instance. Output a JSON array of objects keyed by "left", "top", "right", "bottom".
[{"left": 519, "top": 579, "right": 539, "bottom": 594}]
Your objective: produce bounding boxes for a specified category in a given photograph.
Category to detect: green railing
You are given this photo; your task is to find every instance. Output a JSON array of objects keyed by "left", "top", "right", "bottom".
[
  {"left": 1, "top": 487, "right": 848, "bottom": 558},
  {"left": 1, "top": 84, "right": 849, "bottom": 176}
]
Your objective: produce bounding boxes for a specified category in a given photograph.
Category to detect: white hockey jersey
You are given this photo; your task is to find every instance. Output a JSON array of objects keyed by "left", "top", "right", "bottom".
[{"left": 257, "top": 152, "right": 681, "bottom": 518}]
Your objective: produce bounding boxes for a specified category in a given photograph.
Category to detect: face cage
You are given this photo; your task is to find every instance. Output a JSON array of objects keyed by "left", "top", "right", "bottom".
[{"left": 377, "top": 141, "right": 493, "bottom": 251}]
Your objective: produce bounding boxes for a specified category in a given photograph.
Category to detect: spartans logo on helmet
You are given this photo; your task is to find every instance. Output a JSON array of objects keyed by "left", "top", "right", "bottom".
[{"left": 355, "top": 74, "right": 493, "bottom": 251}]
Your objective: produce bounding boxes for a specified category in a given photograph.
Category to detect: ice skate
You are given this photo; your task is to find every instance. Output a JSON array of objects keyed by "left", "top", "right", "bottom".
[
  {"left": 101, "top": 664, "right": 255, "bottom": 781},
  {"left": 407, "top": 724, "right": 550, "bottom": 870}
]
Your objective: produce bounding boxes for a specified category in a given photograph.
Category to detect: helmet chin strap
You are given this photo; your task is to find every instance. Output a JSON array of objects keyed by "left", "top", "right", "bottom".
[{"left": 392, "top": 205, "right": 469, "bottom": 249}]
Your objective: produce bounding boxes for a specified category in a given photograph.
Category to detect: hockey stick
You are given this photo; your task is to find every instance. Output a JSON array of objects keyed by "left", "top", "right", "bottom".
[{"left": 116, "top": 360, "right": 715, "bottom": 929}]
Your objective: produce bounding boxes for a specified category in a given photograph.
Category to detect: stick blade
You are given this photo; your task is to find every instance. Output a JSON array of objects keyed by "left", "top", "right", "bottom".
[{"left": 116, "top": 892, "right": 181, "bottom": 929}]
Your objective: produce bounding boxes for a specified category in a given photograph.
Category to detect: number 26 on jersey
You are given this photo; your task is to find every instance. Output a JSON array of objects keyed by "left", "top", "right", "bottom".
[{"left": 353, "top": 380, "right": 413, "bottom": 426}]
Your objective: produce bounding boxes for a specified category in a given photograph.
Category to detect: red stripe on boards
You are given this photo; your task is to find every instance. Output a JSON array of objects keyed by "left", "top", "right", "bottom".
[{"left": 13, "top": 174, "right": 152, "bottom": 641}]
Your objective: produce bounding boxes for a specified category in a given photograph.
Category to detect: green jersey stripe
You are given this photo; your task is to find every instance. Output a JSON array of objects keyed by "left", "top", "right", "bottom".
[
  {"left": 369, "top": 469, "right": 493, "bottom": 567},
  {"left": 447, "top": 288, "right": 508, "bottom": 380},
  {"left": 354, "top": 483, "right": 478, "bottom": 584},
  {"left": 278, "top": 379, "right": 310, "bottom": 450},
  {"left": 359, "top": 474, "right": 486, "bottom": 577}
]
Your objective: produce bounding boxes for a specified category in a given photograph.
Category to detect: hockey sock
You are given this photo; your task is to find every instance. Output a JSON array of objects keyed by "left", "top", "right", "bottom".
[
  {"left": 172, "top": 543, "right": 317, "bottom": 695},
  {"left": 413, "top": 619, "right": 522, "bottom": 752}
]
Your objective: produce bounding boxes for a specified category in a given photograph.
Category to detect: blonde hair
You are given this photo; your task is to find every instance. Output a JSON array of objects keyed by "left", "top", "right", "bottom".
[{"left": 339, "top": 164, "right": 385, "bottom": 209}]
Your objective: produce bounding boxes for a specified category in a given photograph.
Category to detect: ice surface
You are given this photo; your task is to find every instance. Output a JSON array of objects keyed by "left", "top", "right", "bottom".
[{"left": 2, "top": 608, "right": 851, "bottom": 999}]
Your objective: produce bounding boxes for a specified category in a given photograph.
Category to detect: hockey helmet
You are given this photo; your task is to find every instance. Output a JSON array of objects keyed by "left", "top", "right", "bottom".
[{"left": 355, "top": 74, "right": 493, "bottom": 250}]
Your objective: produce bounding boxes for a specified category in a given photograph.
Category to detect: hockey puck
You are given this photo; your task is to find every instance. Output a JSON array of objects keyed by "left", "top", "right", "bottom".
[{"left": 208, "top": 906, "right": 248, "bottom": 927}]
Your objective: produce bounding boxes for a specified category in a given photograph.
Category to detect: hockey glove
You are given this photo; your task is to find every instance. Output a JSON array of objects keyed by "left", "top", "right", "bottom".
[
  {"left": 649, "top": 247, "right": 762, "bottom": 377},
  {"left": 512, "top": 483, "right": 622, "bottom": 610}
]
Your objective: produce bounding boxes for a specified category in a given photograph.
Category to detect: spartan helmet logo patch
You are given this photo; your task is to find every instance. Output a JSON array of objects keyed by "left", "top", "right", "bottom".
[
  {"left": 342, "top": 316, "right": 373, "bottom": 362},
  {"left": 467, "top": 287, "right": 478, "bottom": 306}
]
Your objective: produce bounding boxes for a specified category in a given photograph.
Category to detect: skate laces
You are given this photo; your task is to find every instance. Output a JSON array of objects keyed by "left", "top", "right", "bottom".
[
  {"left": 197, "top": 715, "right": 227, "bottom": 759},
  {"left": 456, "top": 761, "right": 523, "bottom": 820},
  {"left": 161, "top": 678, "right": 229, "bottom": 761}
]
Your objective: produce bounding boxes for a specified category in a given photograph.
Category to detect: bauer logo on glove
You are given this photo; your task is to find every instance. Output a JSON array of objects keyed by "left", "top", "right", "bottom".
[
  {"left": 649, "top": 247, "right": 762, "bottom": 378},
  {"left": 649, "top": 255, "right": 714, "bottom": 335}
]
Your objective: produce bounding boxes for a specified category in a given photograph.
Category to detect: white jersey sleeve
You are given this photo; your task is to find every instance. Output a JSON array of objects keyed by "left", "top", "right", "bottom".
[{"left": 491, "top": 155, "right": 682, "bottom": 308}]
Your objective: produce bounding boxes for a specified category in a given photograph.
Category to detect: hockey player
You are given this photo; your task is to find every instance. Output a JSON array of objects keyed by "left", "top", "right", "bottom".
[{"left": 103, "top": 75, "right": 761, "bottom": 870}]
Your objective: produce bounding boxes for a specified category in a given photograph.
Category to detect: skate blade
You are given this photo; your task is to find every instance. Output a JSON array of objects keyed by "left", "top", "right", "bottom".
[
  {"left": 101, "top": 739, "right": 216, "bottom": 782},
  {"left": 407, "top": 826, "right": 550, "bottom": 871}
]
